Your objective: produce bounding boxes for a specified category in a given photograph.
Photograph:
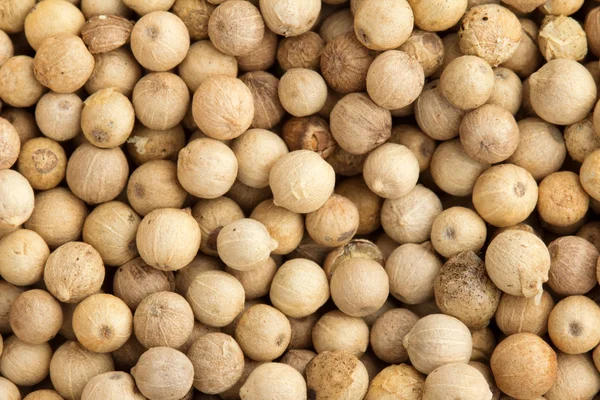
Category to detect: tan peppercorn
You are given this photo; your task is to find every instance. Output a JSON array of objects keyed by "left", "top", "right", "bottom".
[
  {"left": 10, "top": 289, "right": 63, "bottom": 345},
  {"left": 0, "top": 229, "right": 48, "bottom": 286},
  {"left": 132, "top": 72, "right": 189, "bottom": 131},
  {"left": 134, "top": 291, "right": 194, "bottom": 349},
  {"left": 386, "top": 243, "right": 441, "bottom": 304},
  {"left": 539, "top": 15, "right": 587, "bottom": 62},
  {"left": 2, "top": 108, "right": 41, "bottom": 144},
  {"left": 335, "top": 178, "right": 382, "bottom": 235},
  {"left": 235, "top": 304, "right": 291, "bottom": 361},
  {"left": 81, "top": 15, "right": 133, "bottom": 55},
  {"left": 330, "top": 93, "right": 391, "bottom": 155},
  {"left": 470, "top": 327, "right": 497, "bottom": 362},
  {"left": 172, "top": 0, "right": 216, "bottom": 41},
  {"left": 381, "top": 184, "right": 442, "bottom": 244},
  {"left": 278, "top": 68, "right": 327, "bottom": 117},
  {"left": 131, "top": 347, "right": 194, "bottom": 400},
  {"left": 259, "top": 0, "right": 321, "bottom": 37},
  {"left": 128, "top": 160, "right": 187, "bottom": 216},
  {"left": 492, "top": 333, "right": 557, "bottom": 398},
  {"left": 459, "top": 104, "right": 519, "bottom": 164},
  {"left": 408, "top": 0, "right": 466, "bottom": 31},
  {"left": 0, "top": 0, "right": 35, "bottom": 33},
  {"left": 367, "top": 50, "right": 424, "bottom": 110},
  {"left": 423, "top": 363, "right": 492, "bottom": 400},
  {"left": 187, "top": 332, "right": 245, "bottom": 394},
  {"left": 81, "top": 371, "right": 144, "bottom": 400},
  {"left": 496, "top": 291, "right": 554, "bottom": 336},
  {"left": 440, "top": 56, "right": 495, "bottom": 110},
  {"left": 431, "top": 208, "right": 487, "bottom": 258},
  {"left": 192, "top": 75, "right": 254, "bottom": 140},
  {"left": 365, "top": 364, "right": 424, "bottom": 400},
  {"left": 191, "top": 197, "right": 244, "bottom": 257},
  {"left": 136, "top": 208, "right": 201, "bottom": 271},
  {"left": 81, "top": 88, "right": 134, "bottom": 148},
  {"left": 239, "top": 71, "right": 285, "bottom": 130},
  {"left": 24, "top": 0, "right": 85, "bottom": 51},
  {"left": 0, "top": 281, "right": 22, "bottom": 334},
  {"left": 0, "top": 56, "right": 47, "bottom": 108},
  {"left": 472, "top": 164, "right": 538, "bottom": 227},
  {"left": 306, "top": 350, "right": 369, "bottom": 400},
  {"left": 208, "top": 1, "right": 264, "bottom": 56},
  {"left": 186, "top": 270, "right": 245, "bottom": 327},
  {"left": 312, "top": 311, "right": 369, "bottom": 357},
  {"left": 177, "top": 138, "right": 238, "bottom": 199},
  {"left": 34, "top": 92, "right": 82, "bottom": 141},
  {"left": 17, "top": 137, "right": 66, "bottom": 190},
  {"left": 227, "top": 257, "right": 277, "bottom": 300},
  {"left": 66, "top": 144, "right": 129, "bottom": 205},
  {"left": 306, "top": 195, "right": 359, "bottom": 247},
  {"left": 0, "top": 117, "right": 19, "bottom": 170},
  {"left": 320, "top": 32, "right": 375, "bottom": 94},
  {"left": 330, "top": 258, "right": 389, "bottom": 317},
  {"left": 459, "top": 5, "right": 522, "bottom": 66},
  {"left": 548, "top": 236, "right": 598, "bottom": 296},
  {"left": 34, "top": 34, "right": 94, "bottom": 94},
  {"left": 585, "top": 7, "right": 600, "bottom": 58},
  {"left": 538, "top": 171, "right": 589, "bottom": 228},
  {"left": 507, "top": 117, "right": 566, "bottom": 180},
  {"left": 236, "top": 29, "right": 278, "bottom": 72},
  {"left": 501, "top": 24, "right": 543, "bottom": 79},
  {"left": 430, "top": 139, "right": 490, "bottom": 197},
  {"left": 250, "top": 200, "right": 302, "bottom": 255},
  {"left": 85, "top": 48, "right": 142, "bottom": 97},
  {"left": 44, "top": 242, "right": 105, "bottom": 303},
  {"left": 415, "top": 80, "right": 466, "bottom": 140},
  {"left": 130, "top": 11, "right": 190, "bottom": 71},
  {"left": 581, "top": 149, "right": 600, "bottom": 201},
  {"left": 486, "top": 230, "right": 550, "bottom": 298},
  {"left": 529, "top": 59, "right": 596, "bottom": 125},
  {"left": 269, "top": 150, "right": 335, "bottom": 214},
  {"left": 0, "top": 336, "right": 52, "bottom": 387},
  {"left": 363, "top": 143, "right": 420, "bottom": 199},
  {"left": 399, "top": 30, "right": 445, "bottom": 77},
  {"left": 277, "top": 31, "right": 324, "bottom": 71},
  {"left": 0, "top": 170, "right": 35, "bottom": 233},
  {"left": 24, "top": 187, "right": 88, "bottom": 248},
  {"left": 123, "top": 0, "right": 176, "bottom": 15},
  {"left": 370, "top": 309, "right": 419, "bottom": 364},
  {"left": 354, "top": 0, "right": 414, "bottom": 50},
  {"left": 564, "top": 115, "right": 600, "bottom": 163},
  {"left": 233, "top": 128, "right": 289, "bottom": 189},
  {"left": 434, "top": 251, "right": 500, "bottom": 329},
  {"left": 178, "top": 40, "right": 237, "bottom": 92},
  {"left": 539, "top": 0, "right": 584, "bottom": 16},
  {"left": 240, "top": 362, "right": 307, "bottom": 400},
  {"left": 50, "top": 341, "right": 115, "bottom": 400},
  {"left": 217, "top": 218, "right": 278, "bottom": 271},
  {"left": 113, "top": 257, "right": 175, "bottom": 310},
  {"left": 545, "top": 352, "right": 600, "bottom": 400},
  {"left": 548, "top": 296, "right": 600, "bottom": 354},
  {"left": 486, "top": 67, "right": 523, "bottom": 115},
  {"left": 319, "top": 9, "right": 354, "bottom": 43},
  {"left": 403, "top": 314, "right": 472, "bottom": 374},
  {"left": 270, "top": 258, "right": 329, "bottom": 318},
  {"left": 72, "top": 293, "right": 132, "bottom": 353}
]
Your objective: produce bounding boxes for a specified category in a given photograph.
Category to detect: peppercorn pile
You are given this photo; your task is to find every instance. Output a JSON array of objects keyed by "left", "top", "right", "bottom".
[{"left": 1, "top": 0, "right": 600, "bottom": 399}]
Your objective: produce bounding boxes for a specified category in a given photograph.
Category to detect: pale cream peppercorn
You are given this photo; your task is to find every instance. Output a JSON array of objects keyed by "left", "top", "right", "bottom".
[
  {"left": 136, "top": 208, "right": 201, "bottom": 271},
  {"left": 177, "top": 138, "right": 238, "bottom": 199},
  {"left": 440, "top": 55, "right": 495, "bottom": 110},
  {"left": 486, "top": 230, "right": 550, "bottom": 299},
  {"left": 354, "top": 0, "right": 414, "bottom": 50},
  {"left": 270, "top": 259, "right": 329, "bottom": 318},
  {"left": 269, "top": 150, "right": 336, "bottom": 214},
  {"left": 217, "top": 218, "right": 278, "bottom": 271}
]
